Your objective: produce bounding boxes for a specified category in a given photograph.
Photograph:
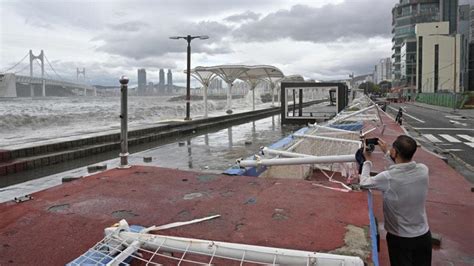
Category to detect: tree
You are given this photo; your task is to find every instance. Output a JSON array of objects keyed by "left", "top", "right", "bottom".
[
  {"left": 378, "top": 80, "right": 392, "bottom": 94},
  {"left": 358, "top": 82, "right": 380, "bottom": 94}
]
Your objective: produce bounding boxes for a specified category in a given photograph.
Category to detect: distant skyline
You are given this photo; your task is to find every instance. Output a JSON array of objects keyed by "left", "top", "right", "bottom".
[{"left": 0, "top": 0, "right": 394, "bottom": 86}]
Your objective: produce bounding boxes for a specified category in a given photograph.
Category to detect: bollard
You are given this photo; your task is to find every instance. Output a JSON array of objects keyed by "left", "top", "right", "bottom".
[{"left": 119, "top": 75, "right": 130, "bottom": 168}]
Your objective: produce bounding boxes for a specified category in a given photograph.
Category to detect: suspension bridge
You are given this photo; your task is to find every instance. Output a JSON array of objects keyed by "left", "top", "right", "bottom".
[{"left": 0, "top": 50, "right": 96, "bottom": 97}]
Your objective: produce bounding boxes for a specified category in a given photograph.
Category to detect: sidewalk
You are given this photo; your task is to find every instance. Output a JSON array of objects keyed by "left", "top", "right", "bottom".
[{"left": 408, "top": 101, "right": 474, "bottom": 118}]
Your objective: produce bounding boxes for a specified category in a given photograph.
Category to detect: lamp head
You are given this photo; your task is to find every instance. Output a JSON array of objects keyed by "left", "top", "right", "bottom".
[{"left": 119, "top": 75, "right": 129, "bottom": 85}]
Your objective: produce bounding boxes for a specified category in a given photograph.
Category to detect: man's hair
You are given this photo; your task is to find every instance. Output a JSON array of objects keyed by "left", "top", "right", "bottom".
[{"left": 392, "top": 135, "right": 417, "bottom": 161}]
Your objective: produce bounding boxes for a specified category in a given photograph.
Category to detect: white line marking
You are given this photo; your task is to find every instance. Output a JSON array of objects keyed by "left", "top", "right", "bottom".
[
  {"left": 445, "top": 115, "right": 466, "bottom": 120},
  {"left": 465, "top": 143, "right": 474, "bottom": 148},
  {"left": 423, "top": 134, "right": 442, "bottom": 143},
  {"left": 387, "top": 106, "right": 425, "bottom": 123},
  {"left": 414, "top": 128, "right": 474, "bottom": 131},
  {"left": 457, "top": 135, "right": 474, "bottom": 142},
  {"left": 449, "top": 120, "right": 467, "bottom": 126},
  {"left": 445, "top": 149, "right": 463, "bottom": 152},
  {"left": 439, "top": 134, "right": 462, "bottom": 143}
]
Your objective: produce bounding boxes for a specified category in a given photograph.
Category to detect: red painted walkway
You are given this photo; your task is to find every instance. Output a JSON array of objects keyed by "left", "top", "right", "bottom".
[{"left": 0, "top": 166, "right": 372, "bottom": 265}]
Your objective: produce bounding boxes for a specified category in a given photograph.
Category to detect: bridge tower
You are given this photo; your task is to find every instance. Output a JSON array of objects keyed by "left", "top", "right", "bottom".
[
  {"left": 77, "top": 68, "right": 87, "bottom": 95},
  {"left": 29, "top": 50, "right": 45, "bottom": 97},
  {"left": 77, "top": 68, "right": 86, "bottom": 81}
]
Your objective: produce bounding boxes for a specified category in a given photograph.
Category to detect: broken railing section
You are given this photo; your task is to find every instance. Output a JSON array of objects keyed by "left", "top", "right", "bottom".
[
  {"left": 68, "top": 219, "right": 364, "bottom": 266},
  {"left": 234, "top": 95, "right": 385, "bottom": 181}
]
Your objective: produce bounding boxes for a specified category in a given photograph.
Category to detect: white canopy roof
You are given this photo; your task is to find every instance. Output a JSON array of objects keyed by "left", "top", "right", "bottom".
[{"left": 189, "top": 65, "right": 285, "bottom": 86}]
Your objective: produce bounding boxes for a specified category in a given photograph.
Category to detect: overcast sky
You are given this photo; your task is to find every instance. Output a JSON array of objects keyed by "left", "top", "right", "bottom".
[{"left": 0, "top": 0, "right": 395, "bottom": 86}]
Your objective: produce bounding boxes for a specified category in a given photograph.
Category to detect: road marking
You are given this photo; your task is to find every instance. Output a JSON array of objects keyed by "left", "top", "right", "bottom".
[
  {"left": 445, "top": 149, "right": 463, "bottom": 152},
  {"left": 445, "top": 115, "right": 466, "bottom": 120},
  {"left": 414, "top": 128, "right": 474, "bottom": 131},
  {"left": 423, "top": 134, "right": 442, "bottom": 143},
  {"left": 449, "top": 120, "right": 467, "bottom": 126},
  {"left": 387, "top": 106, "right": 425, "bottom": 123},
  {"left": 465, "top": 143, "right": 474, "bottom": 148},
  {"left": 439, "top": 134, "right": 462, "bottom": 143},
  {"left": 457, "top": 134, "right": 474, "bottom": 142}
]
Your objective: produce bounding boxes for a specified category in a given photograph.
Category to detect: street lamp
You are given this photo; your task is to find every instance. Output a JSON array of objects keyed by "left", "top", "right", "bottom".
[{"left": 169, "top": 35, "right": 209, "bottom": 120}]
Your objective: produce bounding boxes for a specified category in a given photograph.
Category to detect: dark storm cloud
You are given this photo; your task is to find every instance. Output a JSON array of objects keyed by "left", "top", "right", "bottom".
[
  {"left": 234, "top": 1, "right": 393, "bottom": 42},
  {"left": 224, "top": 11, "right": 260, "bottom": 22},
  {"left": 96, "top": 20, "right": 232, "bottom": 59}
]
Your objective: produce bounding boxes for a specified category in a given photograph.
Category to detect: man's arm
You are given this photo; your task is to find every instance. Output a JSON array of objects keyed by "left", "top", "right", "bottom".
[{"left": 359, "top": 161, "right": 389, "bottom": 191}]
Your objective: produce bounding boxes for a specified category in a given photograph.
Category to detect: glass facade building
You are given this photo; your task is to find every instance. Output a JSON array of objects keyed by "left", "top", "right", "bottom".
[{"left": 392, "top": 0, "right": 440, "bottom": 87}]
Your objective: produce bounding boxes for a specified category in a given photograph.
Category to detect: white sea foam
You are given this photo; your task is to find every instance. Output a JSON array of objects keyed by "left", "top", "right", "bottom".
[{"left": 0, "top": 94, "right": 266, "bottom": 147}]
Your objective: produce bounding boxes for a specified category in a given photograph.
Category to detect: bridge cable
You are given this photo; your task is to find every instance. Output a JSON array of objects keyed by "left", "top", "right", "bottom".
[
  {"left": 13, "top": 64, "right": 30, "bottom": 75},
  {"left": 44, "top": 55, "right": 64, "bottom": 81},
  {"left": 34, "top": 59, "right": 53, "bottom": 79},
  {"left": 1, "top": 52, "right": 29, "bottom": 73}
]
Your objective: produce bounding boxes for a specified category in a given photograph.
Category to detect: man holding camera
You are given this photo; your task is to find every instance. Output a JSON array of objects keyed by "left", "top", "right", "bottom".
[{"left": 358, "top": 135, "right": 431, "bottom": 265}]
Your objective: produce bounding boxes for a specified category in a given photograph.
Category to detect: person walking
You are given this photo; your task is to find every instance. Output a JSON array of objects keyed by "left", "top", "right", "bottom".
[
  {"left": 358, "top": 135, "right": 431, "bottom": 265},
  {"left": 395, "top": 107, "right": 403, "bottom": 125}
]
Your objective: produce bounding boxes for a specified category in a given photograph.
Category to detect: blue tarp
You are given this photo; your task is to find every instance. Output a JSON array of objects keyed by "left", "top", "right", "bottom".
[{"left": 66, "top": 225, "right": 146, "bottom": 266}]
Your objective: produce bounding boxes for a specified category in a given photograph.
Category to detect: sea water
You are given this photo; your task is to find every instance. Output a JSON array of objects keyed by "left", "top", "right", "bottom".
[{"left": 0, "top": 94, "right": 265, "bottom": 148}]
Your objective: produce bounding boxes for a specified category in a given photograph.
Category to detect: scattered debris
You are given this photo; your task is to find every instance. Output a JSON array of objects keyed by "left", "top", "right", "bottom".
[
  {"left": 87, "top": 164, "right": 107, "bottom": 173},
  {"left": 183, "top": 192, "right": 204, "bottom": 200},
  {"left": 431, "top": 232, "right": 442, "bottom": 247},
  {"left": 13, "top": 195, "right": 33, "bottom": 203},
  {"left": 62, "top": 176, "right": 81, "bottom": 183},
  {"left": 143, "top": 156, "right": 152, "bottom": 163}
]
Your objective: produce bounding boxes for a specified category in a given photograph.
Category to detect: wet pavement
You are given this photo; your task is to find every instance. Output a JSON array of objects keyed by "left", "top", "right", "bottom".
[{"left": 0, "top": 115, "right": 300, "bottom": 201}]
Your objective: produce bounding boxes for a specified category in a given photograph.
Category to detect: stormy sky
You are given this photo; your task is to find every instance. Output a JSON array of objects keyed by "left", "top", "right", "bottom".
[{"left": 0, "top": 0, "right": 394, "bottom": 86}]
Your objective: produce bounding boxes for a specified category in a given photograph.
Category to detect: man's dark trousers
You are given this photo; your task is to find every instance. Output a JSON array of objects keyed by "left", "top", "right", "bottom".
[{"left": 386, "top": 231, "right": 432, "bottom": 266}]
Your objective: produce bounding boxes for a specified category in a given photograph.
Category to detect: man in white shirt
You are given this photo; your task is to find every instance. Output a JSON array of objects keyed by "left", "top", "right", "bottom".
[{"left": 359, "top": 135, "right": 431, "bottom": 265}]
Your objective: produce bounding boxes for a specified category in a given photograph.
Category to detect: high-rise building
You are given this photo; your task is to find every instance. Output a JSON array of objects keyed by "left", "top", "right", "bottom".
[
  {"left": 374, "top": 58, "right": 393, "bottom": 84},
  {"left": 392, "top": 0, "right": 440, "bottom": 87},
  {"left": 137, "top": 69, "right": 147, "bottom": 95},
  {"left": 440, "top": 0, "right": 459, "bottom": 34},
  {"left": 159, "top": 69, "right": 165, "bottom": 86},
  {"left": 167, "top": 69, "right": 173, "bottom": 86},
  {"left": 454, "top": 1, "right": 474, "bottom": 91},
  {"left": 470, "top": 5, "right": 474, "bottom": 90}
]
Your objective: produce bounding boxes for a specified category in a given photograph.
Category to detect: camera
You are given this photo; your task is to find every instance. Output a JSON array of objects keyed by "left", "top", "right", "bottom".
[
  {"left": 365, "top": 138, "right": 379, "bottom": 145},
  {"left": 365, "top": 138, "right": 379, "bottom": 153}
]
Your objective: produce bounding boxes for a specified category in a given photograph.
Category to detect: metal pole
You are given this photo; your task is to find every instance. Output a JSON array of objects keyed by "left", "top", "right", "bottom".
[
  {"left": 119, "top": 75, "right": 130, "bottom": 168},
  {"left": 292, "top": 89, "right": 296, "bottom": 117},
  {"left": 453, "top": 34, "right": 457, "bottom": 112},
  {"left": 271, "top": 83, "right": 275, "bottom": 107},
  {"left": 226, "top": 81, "right": 233, "bottom": 114},
  {"left": 185, "top": 35, "right": 192, "bottom": 120},
  {"left": 203, "top": 85, "right": 208, "bottom": 118},
  {"left": 298, "top": 88, "right": 303, "bottom": 116},
  {"left": 40, "top": 50, "right": 45, "bottom": 97},
  {"left": 252, "top": 87, "right": 255, "bottom": 111},
  {"left": 29, "top": 50, "right": 34, "bottom": 97}
]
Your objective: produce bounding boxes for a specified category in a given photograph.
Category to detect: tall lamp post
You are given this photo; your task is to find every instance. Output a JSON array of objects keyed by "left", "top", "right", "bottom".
[{"left": 169, "top": 35, "right": 209, "bottom": 120}]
